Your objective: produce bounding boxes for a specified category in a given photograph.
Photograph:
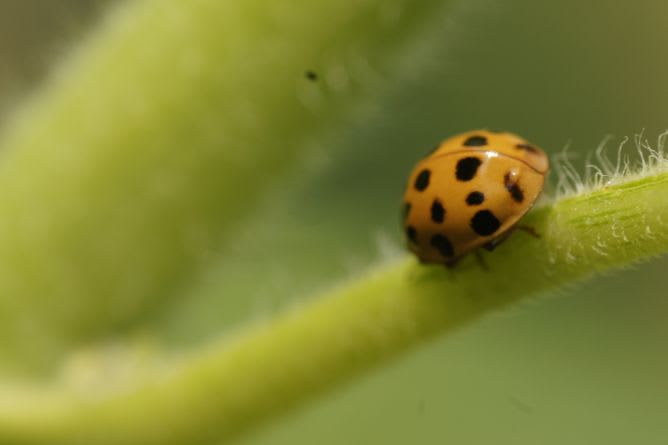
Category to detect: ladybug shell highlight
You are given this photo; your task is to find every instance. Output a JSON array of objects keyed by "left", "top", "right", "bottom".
[{"left": 402, "top": 130, "right": 549, "bottom": 265}]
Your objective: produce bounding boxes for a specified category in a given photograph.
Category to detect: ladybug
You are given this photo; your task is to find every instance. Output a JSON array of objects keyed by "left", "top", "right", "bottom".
[{"left": 402, "top": 130, "right": 549, "bottom": 267}]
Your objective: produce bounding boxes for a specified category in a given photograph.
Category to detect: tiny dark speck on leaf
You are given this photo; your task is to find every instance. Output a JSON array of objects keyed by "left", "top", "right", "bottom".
[
  {"left": 508, "top": 396, "right": 534, "bottom": 414},
  {"left": 305, "top": 70, "right": 318, "bottom": 81}
]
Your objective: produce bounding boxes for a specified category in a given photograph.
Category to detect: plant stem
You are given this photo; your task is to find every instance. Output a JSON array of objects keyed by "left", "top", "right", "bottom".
[{"left": 2, "top": 169, "right": 667, "bottom": 444}]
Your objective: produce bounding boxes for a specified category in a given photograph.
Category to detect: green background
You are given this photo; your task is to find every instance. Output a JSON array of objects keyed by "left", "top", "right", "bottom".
[{"left": 1, "top": 1, "right": 667, "bottom": 444}]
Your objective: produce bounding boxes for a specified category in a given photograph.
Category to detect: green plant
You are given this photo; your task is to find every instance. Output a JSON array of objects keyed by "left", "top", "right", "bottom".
[{"left": 0, "top": 1, "right": 667, "bottom": 444}]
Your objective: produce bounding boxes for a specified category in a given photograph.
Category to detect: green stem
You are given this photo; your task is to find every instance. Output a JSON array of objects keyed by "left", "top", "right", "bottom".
[
  {"left": 2, "top": 169, "right": 667, "bottom": 445},
  {"left": 0, "top": 0, "right": 454, "bottom": 367}
]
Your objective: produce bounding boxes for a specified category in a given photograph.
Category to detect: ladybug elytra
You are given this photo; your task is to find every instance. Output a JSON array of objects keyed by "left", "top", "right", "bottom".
[{"left": 402, "top": 130, "right": 549, "bottom": 267}]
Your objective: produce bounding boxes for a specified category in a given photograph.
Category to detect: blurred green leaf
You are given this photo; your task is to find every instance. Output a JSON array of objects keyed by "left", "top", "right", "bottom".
[{"left": 0, "top": 0, "right": 456, "bottom": 370}]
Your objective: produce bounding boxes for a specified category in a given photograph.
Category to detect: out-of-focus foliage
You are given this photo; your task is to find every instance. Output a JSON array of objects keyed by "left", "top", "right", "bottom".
[
  {"left": 0, "top": 0, "right": 455, "bottom": 372},
  {"left": 0, "top": 0, "right": 667, "bottom": 444}
]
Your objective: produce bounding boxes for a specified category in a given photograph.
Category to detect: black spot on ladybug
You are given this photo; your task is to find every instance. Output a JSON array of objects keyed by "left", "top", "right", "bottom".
[
  {"left": 515, "top": 143, "right": 538, "bottom": 154},
  {"left": 431, "top": 199, "right": 445, "bottom": 223},
  {"left": 403, "top": 202, "right": 411, "bottom": 221},
  {"left": 466, "top": 191, "right": 485, "bottom": 205},
  {"left": 305, "top": 70, "right": 318, "bottom": 81},
  {"left": 430, "top": 234, "right": 454, "bottom": 258},
  {"left": 414, "top": 169, "right": 431, "bottom": 191},
  {"left": 470, "top": 210, "right": 501, "bottom": 236},
  {"left": 504, "top": 172, "right": 524, "bottom": 202},
  {"left": 463, "top": 135, "right": 488, "bottom": 147},
  {"left": 455, "top": 157, "right": 481, "bottom": 181},
  {"left": 406, "top": 226, "right": 417, "bottom": 243}
]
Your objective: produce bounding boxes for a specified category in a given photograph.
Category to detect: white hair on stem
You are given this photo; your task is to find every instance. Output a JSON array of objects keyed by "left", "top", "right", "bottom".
[{"left": 552, "top": 130, "right": 668, "bottom": 199}]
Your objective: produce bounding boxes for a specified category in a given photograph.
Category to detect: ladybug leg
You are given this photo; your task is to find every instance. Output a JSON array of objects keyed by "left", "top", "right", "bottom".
[
  {"left": 473, "top": 250, "right": 489, "bottom": 271},
  {"left": 516, "top": 225, "right": 541, "bottom": 238},
  {"left": 483, "top": 239, "right": 501, "bottom": 252},
  {"left": 444, "top": 258, "right": 459, "bottom": 269},
  {"left": 482, "top": 233, "right": 511, "bottom": 252}
]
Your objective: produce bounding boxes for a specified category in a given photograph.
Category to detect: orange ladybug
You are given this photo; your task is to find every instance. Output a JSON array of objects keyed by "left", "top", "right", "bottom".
[{"left": 402, "top": 130, "right": 549, "bottom": 266}]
